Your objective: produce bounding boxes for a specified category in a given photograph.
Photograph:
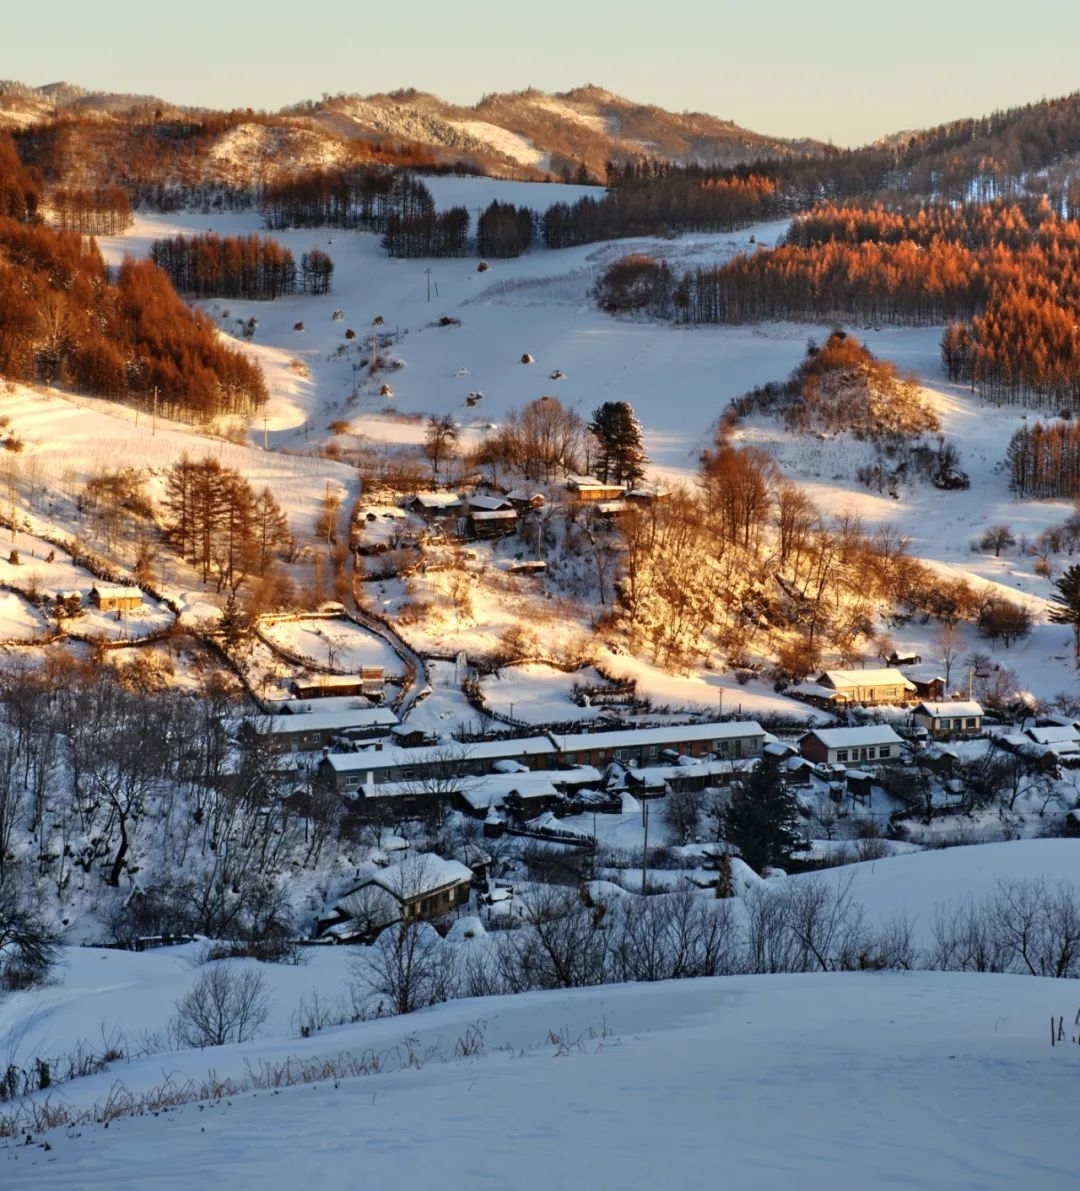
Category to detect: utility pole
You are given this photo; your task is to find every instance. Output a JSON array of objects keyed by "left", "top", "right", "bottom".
[
  {"left": 640, "top": 799, "right": 650, "bottom": 894},
  {"left": 425, "top": 268, "right": 432, "bottom": 302}
]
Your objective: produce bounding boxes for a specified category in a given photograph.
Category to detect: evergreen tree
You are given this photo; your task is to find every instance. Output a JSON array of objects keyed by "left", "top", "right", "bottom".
[
  {"left": 722, "top": 756, "right": 802, "bottom": 874},
  {"left": 588, "top": 400, "right": 648, "bottom": 486},
  {"left": 1048, "top": 563, "right": 1080, "bottom": 664}
]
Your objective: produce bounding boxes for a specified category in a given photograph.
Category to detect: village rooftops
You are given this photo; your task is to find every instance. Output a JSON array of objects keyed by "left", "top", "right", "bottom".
[
  {"left": 550, "top": 721, "right": 765, "bottom": 753},
  {"left": 565, "top": 475, "right": 626, "bottom": 497},
  {"left": 322, "top": 735, "right": 559, "bottom": 776}
]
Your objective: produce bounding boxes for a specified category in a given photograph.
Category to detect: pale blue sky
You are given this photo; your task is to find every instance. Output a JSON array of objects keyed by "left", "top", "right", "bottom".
[{"left": 5, "top": 0, "right": 1080, "bottom": 147}]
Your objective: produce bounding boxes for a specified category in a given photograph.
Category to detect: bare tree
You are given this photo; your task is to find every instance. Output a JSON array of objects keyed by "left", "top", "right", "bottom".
[
  {"left": 172, "top": 964, "right": 270, "bottom": 1048},
  {"left": 351, "top": 920, "right": 455, "bottom": 1015},
  {"left": 0, "top": 886, "right": 60, "bottom": 990},
  {"left": 424, "top": 414, "right": 459, "bottom": 485},
  {"left": 936, "top": 622, "right": 961, "bottom": 690}
]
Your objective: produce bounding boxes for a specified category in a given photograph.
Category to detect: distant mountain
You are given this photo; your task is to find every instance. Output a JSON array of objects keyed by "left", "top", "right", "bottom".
[
  {"left": 301, "top": 84, "right": 825, "bottom": 179},
  {"left": 0, "top": 80, "right": 825, "bottom": 185}
]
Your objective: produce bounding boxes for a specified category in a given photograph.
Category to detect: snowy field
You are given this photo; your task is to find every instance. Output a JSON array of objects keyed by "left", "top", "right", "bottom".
[
  {"left": 0, "top": 841, "right": 1076, "bottom": 1184},
  {"left": 260, "top": 617, "right": 403, "bottom": 676},
  {"left": 3, "top": 967, "right": 1076, "bottom": 1189}
]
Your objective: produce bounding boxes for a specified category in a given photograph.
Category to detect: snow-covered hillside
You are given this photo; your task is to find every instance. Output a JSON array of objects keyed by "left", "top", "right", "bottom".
[{"left": 5, "top": 967, "right": 1076, "bottom": 1189}]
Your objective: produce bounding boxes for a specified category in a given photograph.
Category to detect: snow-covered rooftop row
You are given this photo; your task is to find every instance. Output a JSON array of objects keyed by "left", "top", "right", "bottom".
[
  {"left": 323, "top": 735, "right": 558, "bottom": 774},
  {"left": 552, "top": 721, "right": 765, "bottom": 752}
]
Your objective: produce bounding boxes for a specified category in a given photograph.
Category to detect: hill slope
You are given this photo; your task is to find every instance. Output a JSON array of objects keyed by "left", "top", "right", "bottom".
[{"left": 4, "top": 968, "right": 1076, "bottom": 1188}]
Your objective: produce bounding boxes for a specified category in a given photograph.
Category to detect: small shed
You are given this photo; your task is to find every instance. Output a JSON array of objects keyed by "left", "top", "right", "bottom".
[
  {"left": 468, "top": 509, "right": 518, "bottom": 539},
  {"left": 409, "top": 492, "right": 462, "bottom": 521},
  {"left": 90, "top": 584, "right": 143, "bottom": 613},
  {"left": 815, "top": 668, "right": 917, "bottom": 706},
  {"left": 565, "top": 475, "right": 626, "bottom": 502}
]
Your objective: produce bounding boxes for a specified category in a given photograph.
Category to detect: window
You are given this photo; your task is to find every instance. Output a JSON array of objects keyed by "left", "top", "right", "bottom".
[
  {"left": 866, "top": 748, "right": 876, "bottom": 760},
  {"left": 836, "top": 750, "right": 848, "bottom": 762},
  {"left": 879, "top": 746, "right": 891, "bottom": 758}
]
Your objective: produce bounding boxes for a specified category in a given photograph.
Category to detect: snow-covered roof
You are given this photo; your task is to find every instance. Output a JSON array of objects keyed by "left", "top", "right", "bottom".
[
  {"left": 92, "top": 583, "right": 143, "bottom": 600},
  {"left": 411, "top": 492, "right": 462, "bottom": 509},
  {"left": 470, "top": 508, "right": 518, "bottom": 521},
  {"left": 273, "top": 695, "right": 383, "bottom": 714},
  {"left": 323, "top": 735, "right": 558, "bottom": 774},
  {"left": 914, "top": 701, "right": 983, "bottom": 719},
  {"left": 790, "top": 681, "right": 845, "bottom": 701},
  {"left": 802, "top": 725, "right": 904, "bottom": 748},
  {"left": 1026, "top": 724, "right": 1079, "bottom": 746},
  {"left": 552, "top": 721, "right": 765, "bottom": 753},
  {"left": 467, "top": 494, "right": 513, "bottom": 511},
  {"left": 819, "top": 668, "right": 916, "bottom": 690},
  {"left": 293, "top": 674, "right": 383, "bottom": 692},
  {"left": 618, "top": 758, "right": 749, "bottom": 785},
  {"left": 458, "top": 773, "right": 560, "bottom": 811},
  {"left": 364, "top": 853, "right": 473, "bottom": 899},
  {"left": 260, "top": 707, "right": 398, "bottom": 735}
]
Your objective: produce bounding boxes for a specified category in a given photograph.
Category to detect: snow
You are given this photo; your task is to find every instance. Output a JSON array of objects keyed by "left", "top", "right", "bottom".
[
  {"left": 789, "top": 839, "right": 1080, "bottom": 944},
  {"left": 448, "top": 119, "right": 547, "bottom": 168},
  {"left": 5, "top": 971, "right": 1076, "bottom": 1189},
  {"left": 259, "top": 619, "right": 403, "bottom": 676},
  {"left": 7, "top": 154, "right": 1080, "bottom": 1185}
]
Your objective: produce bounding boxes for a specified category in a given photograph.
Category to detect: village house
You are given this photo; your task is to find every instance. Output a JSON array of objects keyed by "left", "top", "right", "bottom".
[
  {"left": 408, "top": 492, "right": 462, "bottom": 522},
  {"left": 565, "top": 474, "right": 626, "bottom": 502},
  {"left": 911, "top": 700, "right": 984, "bottom": 739},
  {"left": 467, "top": 508, "right": 519, "bottom": 539},
  {"left": 814, "top": 668, "right": 917, "bottom": 706},
  {"left": 799, "top": 725, "right": 905, "bottom": 766},
  {"left": 318, "top": 853, "right": 474, "bottom": 941},
  {"left": 291, "top": 670, "right": 385, "bottom": 701},
  {"left": 244, "top": 706, "right": 399, "bottom": 752},
  {"left": 89, "top": 583, "right": 143, "bottom": 613}
]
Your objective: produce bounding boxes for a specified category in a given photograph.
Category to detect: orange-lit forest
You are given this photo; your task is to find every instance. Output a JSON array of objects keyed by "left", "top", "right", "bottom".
[
  {"left": 599, "top": 199, "right": 1080, "bottom": 408},
  {"left": 0, "top": 133, "right": 266, "bottom": 419}
]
